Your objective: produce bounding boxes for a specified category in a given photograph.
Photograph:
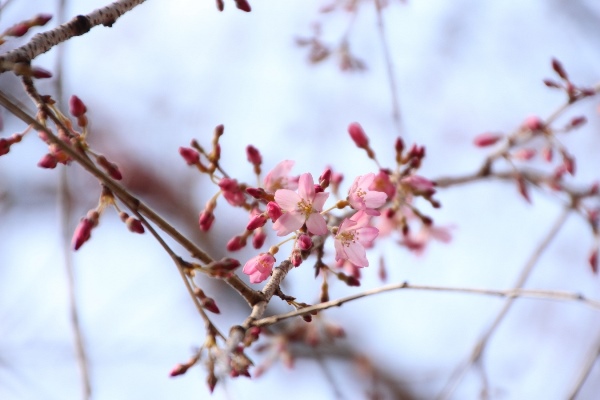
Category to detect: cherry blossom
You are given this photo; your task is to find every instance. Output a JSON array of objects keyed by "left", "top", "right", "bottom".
[
  {"left": 273, "top": 173, "right": 329, "bottom": 236},
  {"left": 334, "top": 210, "right": 379, "bottom": 267},
  {"left": 348, "top": 173, "right": 387, "bottom": 210},
  {"left": 243, "top": 253, "right": 275, "bottom": 284},
  {"left": 263, "top": 160, "right": 298, "bottom": 193}
]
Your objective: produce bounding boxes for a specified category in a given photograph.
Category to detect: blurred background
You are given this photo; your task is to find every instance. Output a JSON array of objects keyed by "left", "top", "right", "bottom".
[{"left": 1, "top": 0, "right": 600, "bottom": 398}]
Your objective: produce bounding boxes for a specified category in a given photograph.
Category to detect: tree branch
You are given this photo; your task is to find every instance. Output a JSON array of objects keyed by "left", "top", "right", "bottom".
[
  {"left": 251, "top": 278, "right": 600, "bottom": 328},
  {"left": 0, "top": 0, "right": 147, "bottom": 74}
]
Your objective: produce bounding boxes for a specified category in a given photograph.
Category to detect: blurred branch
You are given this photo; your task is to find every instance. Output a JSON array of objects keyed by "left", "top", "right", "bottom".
[
  {"left": 0, "top": 0, "right": 147, "bottom": 73},
  {"left": 438, "top": 206, "right": 571, "bottom": 400},
  {"left": 567, "top": 331, "right": 600, "bottom": 399},
  {"left": 252, "top": 275, "right": 600, "bottom": 328},
  {"left": 373, "top": 0, "right": 403, "bottom": 136},
  {"left": 53, "top": 0, "right": 91, "bottom": 397}
]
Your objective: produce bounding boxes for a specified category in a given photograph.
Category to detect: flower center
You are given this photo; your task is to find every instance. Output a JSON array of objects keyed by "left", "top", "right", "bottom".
[
  {"left": 297, "top": 199, "right": 314, "bottom": 218},
  {"left": 337, "top": 231, "right": 356, "bottom": 247}
]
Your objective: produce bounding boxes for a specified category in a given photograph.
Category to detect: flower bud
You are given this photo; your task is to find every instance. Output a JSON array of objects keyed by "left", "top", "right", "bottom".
[
  {"left": 69, "top": 95, "right": 87, "bottom": 117},
  {"left": 179, "top": 147, "right": 200, "bottom": 165},
  {"left": 348, "top": 122, "right": 369, "bottom": 148},
  {"left": 473, "top": 132, "right": 503, "bottom": 147}
]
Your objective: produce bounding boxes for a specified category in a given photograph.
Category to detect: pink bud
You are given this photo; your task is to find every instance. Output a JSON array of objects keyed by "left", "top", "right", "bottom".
[
  {"left": 252, "top": 229, "right": 267, "bottom": 249},
  {"left": 202, "top": 297, "right": 220, "bottom": 314},
  {"left": 291, "top": 250, "right": 303, "bottom": 267},
  {"left": 6, "top": 23, "right": 29, "bottom": 37},
  {"left": 69, "top": 95, "right": 87, "bottom": 117},
  {"left": 541, "top": 146, "right": 553, "bottom": 162},
  {"left": 522, "top": 116, "right": 544, "bottom": 132},
  {"left": 348, "top": 122, "right": 369, "bottom": 148},
  {"left": 296, "top": 234, "right": 313, "bottom": 251},
  {"left": 179, "top": 147, "right": 200, "bottom": 165},
  {"left": 266, "top": 201, "right": 282, "bottom": 222},
  {"left": 473, "top": 132, "right": 503, "bottom": 147},
  {"left": 227, "top": 235, "right": 246, "bottom": 251},
  {"left": 568, "top": 116, "right": 587, "bottom": 129},
  {"left": 513, "top": 148, "right": 536, "bottom": 161},
  {"left": 32, "top": 14, "right": 53, "bottom": 26},
  {"left": 247, "top": 214, "right": 267, "bottom": 231},
  {"left": 72, "top": 213, "right": 99, "bottom": 251},
  {"left": 169, "top": 363, "right": 189, "bottom": 377},
  {"left": 246, "top": 145, "right": 262, "bottom": 166},
  {"left": 199, "top": 210, "right": 215, "bottom": 231},
  {"left": 126, "top": 217, "right": 145, "bottom": 234},
  {"left": 37, "top": 153, "right": 58, "bottom": 169},
  {"left": 319, "top": 168, "right": 331, "bottom": 189},
  {"left": 96, "top": 155, "right": 122, "bottom": 180}
]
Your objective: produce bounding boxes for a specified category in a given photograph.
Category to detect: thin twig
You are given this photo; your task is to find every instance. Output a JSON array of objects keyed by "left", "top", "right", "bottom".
[
  {"left": 437, "top": 207, "right": 571, "bottom": 400},
  {"left": 53, "top": 0, "right": 92, "bottom": 397},
  {"left": 567, "top": 331, "right": 600, "bottom": 399},
  {"left": 251, "top": 277, "right": 600, "bottom": 327},
  {"left": 373, "top": 0, "right": 403, "bottom": 136}
]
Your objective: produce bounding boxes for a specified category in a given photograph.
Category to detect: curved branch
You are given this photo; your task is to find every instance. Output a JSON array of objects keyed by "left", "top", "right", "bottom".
[
  {"left": 251, "top": 280, "right": 600, "bottom": 328},
  {"left": 0, "top": 0, "right": 147, "bottom": 73}
]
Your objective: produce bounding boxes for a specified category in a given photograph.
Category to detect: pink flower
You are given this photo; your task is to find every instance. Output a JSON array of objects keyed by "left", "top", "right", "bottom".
[
  {"left": 401, "top": 224, "right": 453, "bottom": 256},
  {"left": 273, "top": 173, "right": 329, "bottom": 236},
  {"left": 263, "top": 160, "right": 298, "bottom": 193},
  {"left": 334, "top": 210, "right": 379, "bottom": 267},
  {"left": 401, "top": 175, "right": 436, "bottom": 196},
  {"left": 348, "top": 173, "right": 387, "bottom": 210},
  {"left": 243, "top": 253, "right": 275, "bottom": 283},
  {"left": 370, "top": 170, "right": 395, "bottom": 200}
]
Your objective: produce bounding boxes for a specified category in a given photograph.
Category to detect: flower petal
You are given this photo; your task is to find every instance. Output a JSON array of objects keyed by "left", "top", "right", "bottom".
[
  {"left": 273, "top": 212, "right": 303, "bottom": 236},
  {"left": 306, "top": 213, "right": 328, "bottom": 235},
  {"left": 274, "top": 189, "right": 301, "bottom": 211}
]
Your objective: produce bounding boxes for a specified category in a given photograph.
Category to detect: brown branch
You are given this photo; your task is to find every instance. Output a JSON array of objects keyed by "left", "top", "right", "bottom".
[
  {"left": 0, "top": 0, "right": 147, "bottom": 73},
  {"left": 251, "top": 278, "right": 600, "bottom": 328},
  {"left": 567, "top": 331, "right": 600, "bottom": 399},
  {"left": 0, "top": 90, "right": 258, "bottom": 306}
]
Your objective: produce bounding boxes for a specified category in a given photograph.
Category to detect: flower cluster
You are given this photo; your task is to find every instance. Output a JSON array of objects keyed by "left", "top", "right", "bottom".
[{"left": 179, "top": 122, "right": 443, "bottom": 286}]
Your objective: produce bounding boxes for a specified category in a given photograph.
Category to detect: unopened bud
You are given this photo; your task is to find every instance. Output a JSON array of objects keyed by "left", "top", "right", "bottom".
[
  {"left": 348, "top": 122, "right": 369, "bottom": 148},
  {"left": 473, "top": 132, "right": 503, "bottom": 147},
  {"left": 69, "top": 95, "right": 87, "bottom": 117}
]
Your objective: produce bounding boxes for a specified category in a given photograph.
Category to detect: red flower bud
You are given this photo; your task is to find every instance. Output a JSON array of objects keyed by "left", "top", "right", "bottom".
[
  {"left": 473, "top": 132, "right": 503, "bottom": 147},
  {"left": 227, "top": 235, "right": 246, "bottom": 251},
  {"left": 266, "top": 201, "right": 282, "bottom": 222},
  {"left": 246, "top": 214, "right": 267, "bottom": 231},
  {"left": 246, "top": 145, "right": 262, "bottom": 166},
  {"left": 169, "top": 363, "right": 189, "bottom": 377},
  {"left": 296, "top": 234, "right": 312, "bottom": 251},
  {"left": 31, "top": 67, "right": 52, "bottom": 79},
  {"left": 199, "top": 210, "right": 215, "bottom": 231},
  {"left": 32, "top": 14, "right": 53, "bottom": 26},
  {"left": 6, "top": 23, "right": 29, "bottom": 37},
  {"left": 235, "top": 0, "right": 251, "bottom": 12},
  {"left": 348, "top": 122, "right": 369, "bottom": 148},
  {"left": 179, "top": 147, "right": 200, "bottom": 165},
  {"left": 37, "top": 153, "right": 58, "bottom": 169},
  {"left": 126, "top": 217, "right": 145, "bottom": 234},
  {"left": 551, "top": 58, "right": 568, "bottom": 80},
  {"left": 201, "top": 297, "right": 220, "bottom": 314},
  {"left": 69, "top": 95, "right": 87, "bottom": 117},
  {"left": 252, "top": 229, "right": 267, "bottom": 249}
]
